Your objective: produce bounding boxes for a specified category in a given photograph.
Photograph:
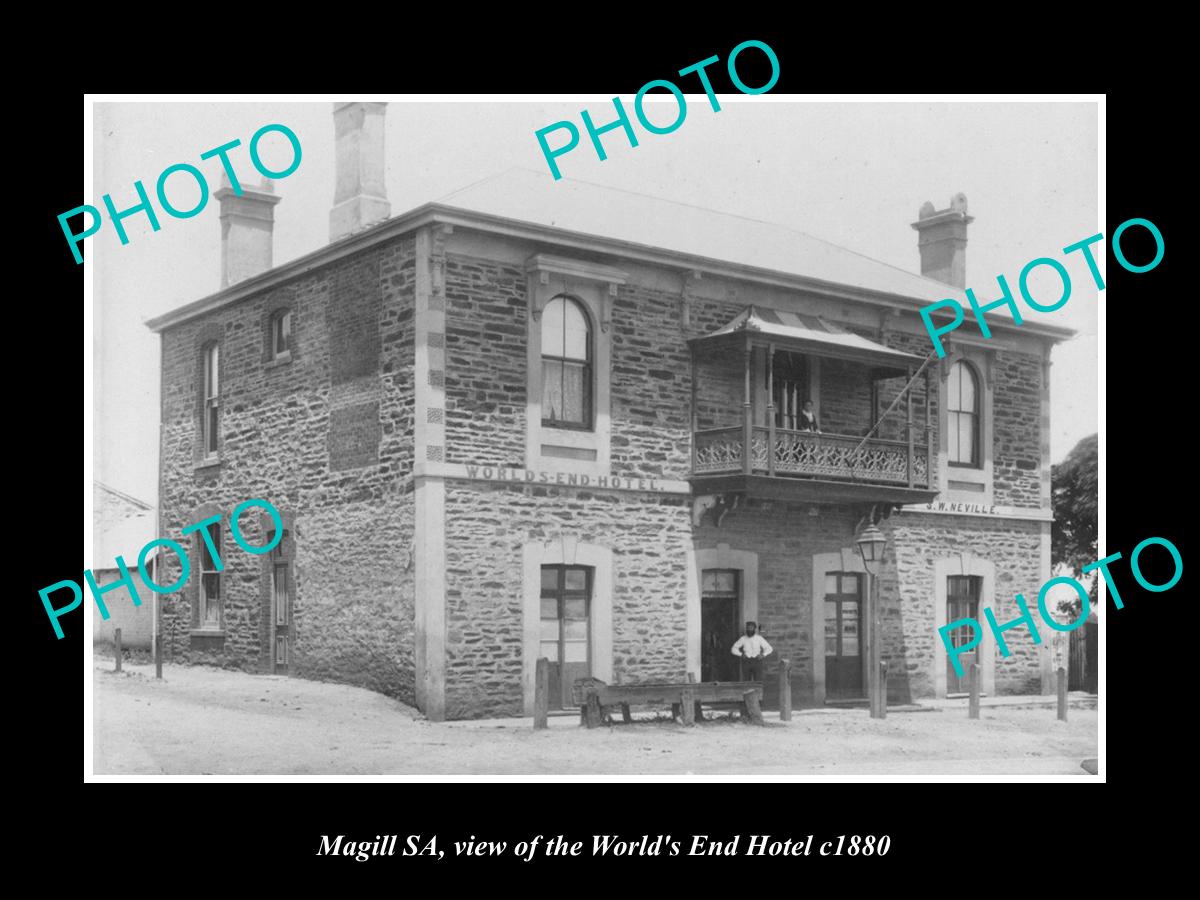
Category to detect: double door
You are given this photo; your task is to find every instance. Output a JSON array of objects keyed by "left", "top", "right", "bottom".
[
  {"left": 824, "top": 572, "right": 863, "bottom": 699},
  {"left": 540, "top": 565, "right": 592, "bottom": 709}
]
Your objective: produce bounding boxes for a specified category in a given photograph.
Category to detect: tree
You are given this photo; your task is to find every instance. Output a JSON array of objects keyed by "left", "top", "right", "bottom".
[{"left": 1051, "top": 433, "right": 1098, "bottom": 616}]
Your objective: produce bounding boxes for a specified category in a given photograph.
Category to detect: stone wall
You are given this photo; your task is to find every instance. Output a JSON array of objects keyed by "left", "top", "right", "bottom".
[
  {"left": 441, "top": 481, "right": 693, "bottom": 719},
  {"left": 992, "top": 350, "right": 1043, "bottom": 508},
  {"left": 886, "top": 512, "right": 1045, "bottom": 697},
  {"left": 157, "top": 236, "right": 417, "bottom": 703},
  {"left": 443, "top": 255, "right": 528, "bottom": 469}
]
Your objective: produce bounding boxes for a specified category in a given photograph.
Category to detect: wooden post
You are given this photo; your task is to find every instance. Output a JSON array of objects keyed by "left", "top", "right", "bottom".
[
  {"left": 534, "top": 657, "right": 549, "bottom": 729},
  {"left": 585, "top": 690, "right": 603, "bottom": 729},
  {"left": 743, "top": 689, "right": 765, "bottom": 726},
  {"left": 878, "top": 661, "right": 888, "bottom": 719},
  {"left": 114, "top": 627, "right": 122, "bottom": 673},
  {"left": 154, "top": 593, "right": 163, "bottom": 680},
  {"left": 906, "top": 367, "right": 915, "bottom": 487},
  {"left": 767, "top": 343, "right": 776, "bottom": 477},
  {"left": 924, "top": 367, "right": 933, "bottom": 487},
  {"left": 742, "top": 338, "right": 753, "bottom": 474},
  {"left": 968, "top": 662, "right": 980, "bottom": 719},
  {"left": 621, "top": 703, "right": 632, "bottom": 724},
  {"left": 681, "top": 686, "right": 696, "bottom": 726},
  {"left": 1057, "top": 666, "right": 1068, "bottom": 722},
  {"left": 690, "top": 343, "right": 698, "bottom": 475},
  {"left": 778, "top": 658, "right": 792, "bottom": 721}
]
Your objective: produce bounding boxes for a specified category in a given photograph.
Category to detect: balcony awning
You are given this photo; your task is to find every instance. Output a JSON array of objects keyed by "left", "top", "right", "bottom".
[{"left": 690, "top": 305, "right": 927, "bottom": 377}]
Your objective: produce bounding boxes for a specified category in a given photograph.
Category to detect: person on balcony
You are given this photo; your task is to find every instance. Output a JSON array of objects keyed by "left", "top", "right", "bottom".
[
  {"left": 799, "top": 400, "right": 821, "bottom": 433},
  {"left": 731, "top": 621, "right": 774, "bottom": 682}
]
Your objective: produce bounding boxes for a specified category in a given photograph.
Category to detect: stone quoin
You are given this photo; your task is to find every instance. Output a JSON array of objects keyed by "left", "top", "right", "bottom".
[{"left": 139, "top": 102, "right": 1074, "bottom": 720}]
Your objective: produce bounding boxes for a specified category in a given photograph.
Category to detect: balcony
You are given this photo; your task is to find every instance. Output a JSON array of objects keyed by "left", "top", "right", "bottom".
[{"left": 688, "top": 306, "right": 939, "bottom": 506}]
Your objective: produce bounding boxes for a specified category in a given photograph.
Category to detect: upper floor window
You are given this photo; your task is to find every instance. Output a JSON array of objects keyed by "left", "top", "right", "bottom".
[
  {"left": 268, "top": 309, "right": 292, "bottom": 361},
  {"left": 948, "top": 360, "right": 980, "bottom": 467},
  {"left": 541, "top": 295, "right": 592, "bottom": 429},
  {"left": 201, "top": 342, "right": 220, "bottom": 457}
]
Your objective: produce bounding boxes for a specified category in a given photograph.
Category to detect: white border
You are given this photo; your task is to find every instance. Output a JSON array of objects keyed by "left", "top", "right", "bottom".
[{"left": 85, "top": 92, "right": 1105, "bottom": 785}]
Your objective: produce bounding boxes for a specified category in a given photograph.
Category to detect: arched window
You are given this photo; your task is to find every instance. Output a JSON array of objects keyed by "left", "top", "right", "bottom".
[
  {"left": 948, "top": 360, "right": 980, "bottom": 467},
  {"left": 201, "top": 342, "right": 220, "bottom": 456},
  {"left": 268, "top": 308, "right": 292, "bottom": 360},
  {"left": 541, "top": 295, "right": 592, "bottom": 428}
]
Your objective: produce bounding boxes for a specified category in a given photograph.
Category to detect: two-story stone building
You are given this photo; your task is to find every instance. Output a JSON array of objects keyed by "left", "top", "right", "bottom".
[{"left": 147, "top": 102, "right": 1073, "bottom": 720}]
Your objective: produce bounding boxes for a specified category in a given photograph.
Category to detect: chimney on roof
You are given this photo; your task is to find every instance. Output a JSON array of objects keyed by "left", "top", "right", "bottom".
[
  {"left": 911, "top": 193, "right": 974, "bottom": 289},
  {"left": 215, "top": 175, "right": 281, "bottom": 288},
  {"left": 330, "top": 102, "right": 390, "bottom": 242}
]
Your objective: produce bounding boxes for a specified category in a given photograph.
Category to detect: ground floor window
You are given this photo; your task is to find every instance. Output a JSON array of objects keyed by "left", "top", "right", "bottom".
[
  {"left": 824, "top": 572, "right": 863, "bottom": 699},
  {"left": 540, "top": 565, "right": 592, "bottom": 709},
  {"left": 946, "top": 575, "right": 982, "bottom": 693}
]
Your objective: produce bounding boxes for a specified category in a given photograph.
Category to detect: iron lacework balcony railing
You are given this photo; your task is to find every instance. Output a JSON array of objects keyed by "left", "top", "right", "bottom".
[{"left": 693, "top": 425, "right": 931, "bottom": 488}]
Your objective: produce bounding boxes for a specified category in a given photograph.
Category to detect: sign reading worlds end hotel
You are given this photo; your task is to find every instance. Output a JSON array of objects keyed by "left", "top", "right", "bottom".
[{"left": 146, "top": 102, "right": 1070, "bottom": 721}]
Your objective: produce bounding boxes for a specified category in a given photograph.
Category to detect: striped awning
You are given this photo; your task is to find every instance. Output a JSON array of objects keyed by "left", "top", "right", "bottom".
[{"left": 691, "top": 305, "right": 927, "bottom": 376}]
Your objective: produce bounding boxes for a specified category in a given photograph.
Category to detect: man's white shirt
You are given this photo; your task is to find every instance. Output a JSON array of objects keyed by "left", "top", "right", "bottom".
[{"left": 731, "top": 634, "right": 773, "bottom": 658}]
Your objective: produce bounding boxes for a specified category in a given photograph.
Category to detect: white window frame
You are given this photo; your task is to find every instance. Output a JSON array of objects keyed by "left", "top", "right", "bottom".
[
  {"left": 525, "top": 254, "right": 626, "bottom": 478},
  {"left": 202, "top": 342, "right": 220, "bottom": 458},
  {"left": 938, "top": 346, "right": 993, "bottom": 505},
  {"left": 269, "top": 308, "right": 292, "bottom": 362},
  {"left": 198, "top": 521, "right": 223, "bottom": 630}
]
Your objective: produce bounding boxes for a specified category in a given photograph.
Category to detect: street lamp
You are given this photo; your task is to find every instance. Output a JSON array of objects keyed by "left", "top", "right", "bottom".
[{"left": 856, "top": 523, "right": 888, "bottom": 719}]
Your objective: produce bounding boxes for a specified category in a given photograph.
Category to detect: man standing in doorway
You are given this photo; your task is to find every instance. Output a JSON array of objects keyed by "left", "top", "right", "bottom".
[{"left": 731, "top": 621, "right": 774, "bottom": 682}]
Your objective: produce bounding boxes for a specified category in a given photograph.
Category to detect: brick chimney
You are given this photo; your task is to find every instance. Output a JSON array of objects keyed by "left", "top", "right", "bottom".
[
  {"left": 911, "top": 193, "right": 974, "bottom": 288},
  {"left": 214, "top": 175, "right": 281, "bottom": 288},
  {"left": 330, "top": 102, "right": 390, "bottom": 242}
]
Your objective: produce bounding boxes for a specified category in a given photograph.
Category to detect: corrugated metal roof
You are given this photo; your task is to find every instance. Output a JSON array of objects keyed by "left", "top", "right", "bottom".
[
  {"left": 695, "top": 305, "right": 927, "bottom": 375},
  {"left": 437, "top": 169, "right": 969, "bottom": 306}
]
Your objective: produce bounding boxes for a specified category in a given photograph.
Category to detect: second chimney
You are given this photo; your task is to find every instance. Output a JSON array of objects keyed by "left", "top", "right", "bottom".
[
  {"left": 330, "top": 102, "right": 390, "bottom": 242},
  {"left": 215, "top": 176, "right": 281, "bottom": 288},
  {"left": 911, "top": 193, "right": 973, "bottom": 288}
]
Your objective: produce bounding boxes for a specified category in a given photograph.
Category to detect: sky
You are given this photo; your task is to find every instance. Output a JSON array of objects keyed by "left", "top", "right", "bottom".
[{"left": 91, "top": 98, "right": 1099, "bottom": 505}]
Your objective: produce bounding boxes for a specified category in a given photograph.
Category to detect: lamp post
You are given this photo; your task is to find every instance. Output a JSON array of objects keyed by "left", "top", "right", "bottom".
[{"left": 856, "top": 523, "right": 888, "bottom": 719}]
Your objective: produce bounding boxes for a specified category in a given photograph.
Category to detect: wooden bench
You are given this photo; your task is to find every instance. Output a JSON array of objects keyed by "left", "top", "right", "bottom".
[{"left": 571, "top": 677, "right": 765, "bottom": 727}]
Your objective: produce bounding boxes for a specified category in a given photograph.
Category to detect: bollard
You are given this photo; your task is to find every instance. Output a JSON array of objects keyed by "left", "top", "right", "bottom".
[
  {"left": 779, "top": 658, "right": 792, "bottom": 722},
  {"left": 585, "top": 690, "right": 603, "bottom": 729},
  {"left": 114, "top": 627, "right": 122, "bottom": 673},
  {"left": 534, "top": 657, "right": 549, "bottom": 729},
  {"left": 681, "top": 683, "right": 696, "bottom": 726},
  {"left": 1057, "top": 666, "right": 1068, "bottom": 722},
  {"left": 743, "top": 689, "right": 765, "bottom": 726},
  {"left": 968, "top": 662, "right": 980, "bottom": 719},
  {"left": 878, "top": 661, "right": 888, "bottom": 719}
]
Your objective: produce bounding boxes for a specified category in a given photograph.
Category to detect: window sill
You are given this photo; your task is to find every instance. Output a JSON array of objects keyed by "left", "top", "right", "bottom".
[
  {"left": 194, "top": 457, "right": 222, "bottom": 472},
  {"left": 190, "top": 628, "right": 225, "bottom": 638},
  {"left": 265, "top": 353, "right": 292, "bottom": 369}
]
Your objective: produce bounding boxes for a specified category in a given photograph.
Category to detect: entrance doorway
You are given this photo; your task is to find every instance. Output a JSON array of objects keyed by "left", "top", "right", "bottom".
[
  {"left": 946, "top": 575, "right": 982, "bottom": 693},
  {"left": 824, "top": 572, "right": 863, "bottom": 699},
  {"left": 540, "top": 565, "right": 592, "bottom": 709},
  {"left": 701, "top": 569, "right": 741, "bottom": 681}
]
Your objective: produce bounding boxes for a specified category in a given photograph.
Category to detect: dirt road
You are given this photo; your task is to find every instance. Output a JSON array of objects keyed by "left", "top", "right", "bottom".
[{"left": 92, "top": 663, "right": 1098, "bottom": 776}]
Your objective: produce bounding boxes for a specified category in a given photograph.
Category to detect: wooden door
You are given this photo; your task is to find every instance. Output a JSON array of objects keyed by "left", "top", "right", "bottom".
[
  {"left": 539, "top": 565, "right": 592, "bottom": 709},
  {"left": 824, "top": 572, "right": 864, "bottom": 699},
  {"left": 701, "top": 570, "right": 741, "bottom": 681},
  {"left": 946, "top": 575, "right": 981, "bottom": 693}
]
